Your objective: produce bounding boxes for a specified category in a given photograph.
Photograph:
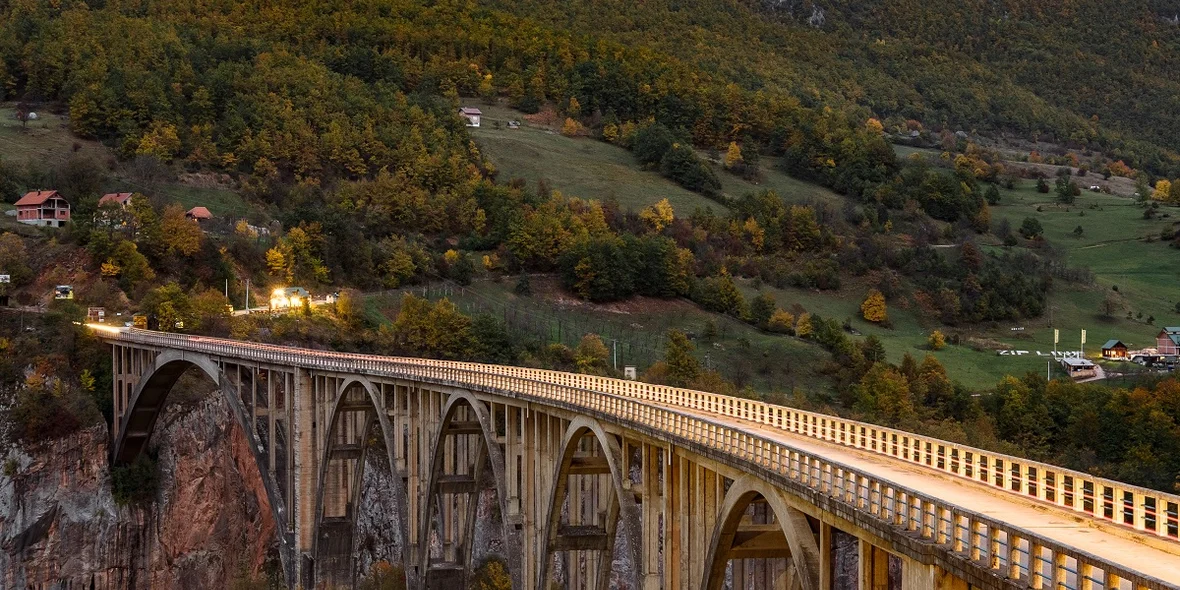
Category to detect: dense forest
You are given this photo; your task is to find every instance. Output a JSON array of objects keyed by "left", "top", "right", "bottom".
[{"left": 0, "top": 0, "right": 1179, "bottom": 503}]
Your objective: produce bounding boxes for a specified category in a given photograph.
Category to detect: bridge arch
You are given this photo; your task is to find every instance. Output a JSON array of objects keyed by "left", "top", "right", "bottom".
[
  {"left": 418, "top": 390, "right": 520, "bottom": 588},
  {"left": 111, "top": 348, "right": 296, "bottom": 584},
  {"left": 312, "top": 375, "right": 407, "bottom": 587},
  {"left": 536, "top": 416, "right": 642, "bottom": 590},
  {"left": 113, "top": 350, "right": 224, "bottom": 464},
  {"left": 701, "top": 474, "right": 820, "bottom": 590}
]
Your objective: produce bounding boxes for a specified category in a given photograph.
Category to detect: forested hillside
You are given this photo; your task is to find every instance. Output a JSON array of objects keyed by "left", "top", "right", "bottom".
[{"left": 2, "top": 0, "right": 1180, "bottom": 502}]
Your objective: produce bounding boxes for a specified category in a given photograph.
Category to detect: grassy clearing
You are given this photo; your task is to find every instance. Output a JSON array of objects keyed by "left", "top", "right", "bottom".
[
  {"left": 987, "top": 180, "right": 1180, "bottom": 351},
  {"left": 103, "top": 181, "right": 253, "bottom": 218},
  {"left": 713, "top": 156, "right": 846, "bottom": 209},
  {"left": 368, "top": 276, "right": 831, "bottom": 395},
  {"left": 734, "top": 277, "right": 1035, "bottom": 390},
  {"left": 0, "top": 105, "right": 109, "bottom": 166},
  {"left": 0, "top": 103, "right": 256, "bottom": 218},
  {"left": 471, "top": 104, "right": 722, "bottom": 214},
  {"left": 472, "top": 103, "right": 847, "bottom": 214}
]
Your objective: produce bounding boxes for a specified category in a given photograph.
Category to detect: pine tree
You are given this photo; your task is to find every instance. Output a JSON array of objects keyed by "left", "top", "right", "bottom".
[{"left": 664, "top": 330, "right": 701, "bottom": 387}]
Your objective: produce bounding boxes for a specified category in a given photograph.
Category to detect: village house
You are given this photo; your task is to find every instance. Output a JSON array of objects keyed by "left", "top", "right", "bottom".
[
  {"left": 1158, "top": 327, "right": 1180, "bottom": 356},
  {"left": 458, "top": 107, "right": 482, "bottom": 127},
  {"left": 1101, "top": 339, "right": 1129, "bottom": 360},
  {"left": 15, "top": 190, "right": 70, "bottom": 227},
  {"left": 98, "top": 192, "right": 135, "bottom": 209},
  {"left": 1061, "top": 357, "right": 1097, "bottom": 379},
  {"left": 185, "top": 206, "right": 213, "bottom": 223}
]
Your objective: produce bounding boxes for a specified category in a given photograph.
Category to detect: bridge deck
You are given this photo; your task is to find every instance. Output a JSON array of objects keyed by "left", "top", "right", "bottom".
[
  {"left": 94, "top": 326, "right": 1180, "bottom": 587},
  {"left": 667, "top": 402, "right": 1180, "bottom": 585}
]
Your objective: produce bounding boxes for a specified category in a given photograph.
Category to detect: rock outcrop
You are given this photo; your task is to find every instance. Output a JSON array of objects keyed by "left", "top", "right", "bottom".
[{"left": 0, "top": 395, "right": 279, "bottom": 589}]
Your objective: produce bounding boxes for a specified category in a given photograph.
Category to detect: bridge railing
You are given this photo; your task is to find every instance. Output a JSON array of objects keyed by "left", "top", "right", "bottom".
[
  {"left": 401, "top": 356, "right": 1180, "bottom": 547},
  {"left": 106, "top": 329, "right": 1176, "bottom": 588}
]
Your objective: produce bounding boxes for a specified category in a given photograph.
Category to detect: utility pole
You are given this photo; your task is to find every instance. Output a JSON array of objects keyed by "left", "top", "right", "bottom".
[
  {"left": 612, "top": 339, "right": 618, "bottom": 371},
  {"left": 245, "top": 279, "right": 250, "bottom": 312},
  {"left": 225, "top": 279, "right": 229, "bottom": 299},
  {"left": 1047, "top": 359, "right": 1051, "bottom": 382}
]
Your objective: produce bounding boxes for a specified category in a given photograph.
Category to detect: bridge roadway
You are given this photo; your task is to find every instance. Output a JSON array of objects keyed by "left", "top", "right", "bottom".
[
  {"left": 662, "top": 401, "right": 1180, "bottom": 586},
  {"left": 93, "top": 326, "right": 1180, "bottom": 589}
]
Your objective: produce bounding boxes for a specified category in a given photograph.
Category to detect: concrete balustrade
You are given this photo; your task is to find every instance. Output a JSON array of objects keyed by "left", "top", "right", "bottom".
[{"left": 99, "top": 328, "right": 1178, "bottom": 590}]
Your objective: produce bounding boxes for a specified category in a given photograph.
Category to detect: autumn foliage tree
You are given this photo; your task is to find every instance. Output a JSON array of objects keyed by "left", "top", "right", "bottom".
[{"left": 861, "top": 289, "right": 888, "bottom": 323}]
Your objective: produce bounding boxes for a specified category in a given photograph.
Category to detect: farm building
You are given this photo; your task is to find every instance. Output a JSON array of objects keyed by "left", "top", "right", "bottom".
[
  {"left": 459, "top": 107, "right": 482, "bottom": 127},
  {"left": 1158, "top": 328, "right": 1180, "bottom": 356},
  {"left": 1061, "top": 357, "right": 1097, "bottom": 379},
  {"left": 15, "top": 190, "right": 70, "bottom": 227},
  {"left": 1101, "top": 340, "right": 1129, "bottom": 360}
]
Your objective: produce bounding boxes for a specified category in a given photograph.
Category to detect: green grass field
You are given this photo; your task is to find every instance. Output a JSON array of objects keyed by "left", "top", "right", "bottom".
[
  {"left": 0, "top": 106, "right": 110, "bottom": 165},
  {"left": 987, "top": 180, "right": 1180, "bottom": 351},
  {"left": 470, "top": 103, "right": 846, "bottom": 214},
  {"left": 471, "top": 104, "right": 722, "bottom": 215},
  {"left": 368, "top": 276, "right": 832, "bottom": 395},
  {"left": 734, "top": 277, "right": 1049, "bottom": 390}
]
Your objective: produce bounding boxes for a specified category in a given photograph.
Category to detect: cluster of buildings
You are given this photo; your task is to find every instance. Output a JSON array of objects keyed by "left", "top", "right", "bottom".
[
  {"left": 1051, "top": 328, "right": 1179, "bottom": 381},
  {"left": 13, "top": 190, "right": 213, "bottom": 227},
  {"left": 1090, "top": 327, "right": 1180, "bottom": 369}
]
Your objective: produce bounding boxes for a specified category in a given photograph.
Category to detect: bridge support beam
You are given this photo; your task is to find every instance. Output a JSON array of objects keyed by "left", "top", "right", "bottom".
[{"left": 293, "top": 367, "right": 316, "bottom": 588}]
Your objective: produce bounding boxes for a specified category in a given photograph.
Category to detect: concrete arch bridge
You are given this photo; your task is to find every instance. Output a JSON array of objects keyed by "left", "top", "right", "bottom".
[{"left": 91, "top": 326, "right": 1180, "bottom": 590}]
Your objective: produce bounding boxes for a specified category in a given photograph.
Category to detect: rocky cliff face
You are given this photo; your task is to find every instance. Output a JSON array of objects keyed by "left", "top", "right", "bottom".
[{"left": 0, "top": 395, "right": 279, "bottom": 589}]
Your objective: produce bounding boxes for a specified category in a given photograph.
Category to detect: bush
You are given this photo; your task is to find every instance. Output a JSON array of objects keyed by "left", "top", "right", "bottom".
[
  {"left": 632, "top": 123, "right": 675, "bottom": 167},
  {"left": 111, "top": 453, "right": 159, "bottom": 506},
  {"left": 659, "top": 143, "right": 721, "bottom": 194},
  {"left": 928, "top": 330, "right": 946, "bottom": 350},
  {"left": 469, "top": 556, "right": 512, "bottom": 590},
  {"left": 359, "top": 561, "right": 407, "bottom": 590}
]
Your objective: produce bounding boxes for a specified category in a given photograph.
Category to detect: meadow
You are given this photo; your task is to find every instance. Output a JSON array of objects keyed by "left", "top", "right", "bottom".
[{"left": 470, "top": 103, "right": 845, "bottom": 214}]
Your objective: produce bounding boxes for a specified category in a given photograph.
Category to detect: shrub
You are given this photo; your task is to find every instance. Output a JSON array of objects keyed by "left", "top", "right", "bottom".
[
  {"left": 928, "top": 330, "right": 946, "bottom": 350},
  {"left": 767, "top": 310, "right": 795, "bottom": 334},
  {"left": 469, "top": 556, "right": 512, "bottom": 590},
  {"left": 111, "top": 453, "right": 159, "bottom": 506},
  {"left": 360, "top": 561, "right": 407, "bottom": 590}
]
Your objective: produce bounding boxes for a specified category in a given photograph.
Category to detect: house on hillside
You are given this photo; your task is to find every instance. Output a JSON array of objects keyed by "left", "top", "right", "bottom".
[
  {"left": 459, "top": 107, "right": 482, "bottom": 127},
  {"left": 15, "top": 190, "right": 70, "bottom": 227},
  {"left": 1061, "top": 357, "right": 1097, "bottom": 379},
  {"left": 1101, "top": 340, "right": 1129, "bottom": 360},
  {"left": 1158, "top": 327, "right": 1180, "bottom": 355},
  {"left": 98, "top": 192, "right": 135, "bottom": 209},
  {"left": 185, "top": 206, "right": 213, "bottom": 223}
]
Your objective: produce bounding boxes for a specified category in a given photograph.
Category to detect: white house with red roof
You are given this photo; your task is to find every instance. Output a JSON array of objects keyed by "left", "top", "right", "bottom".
[
  {"left": 15, "top": 190, "right": 70, "bottom": 227},
  {"left": 98, "top": 192, "right": 135, "bottom": 209}
]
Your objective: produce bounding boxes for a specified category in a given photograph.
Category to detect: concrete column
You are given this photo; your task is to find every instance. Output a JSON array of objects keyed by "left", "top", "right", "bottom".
[
  {"left": 820, "top": 523, "right": 833, "bottom": 590},
  {"left": 642, "top": 444, "right": 661, "bottom": 590},
  {"left": 521, "top": 407, "right": 537, "bottom": 590},
  {"left": 506, "top": 406, "right": 520, "bottom": 517},
  {"left": 291, "top": 367, "right": 316, "bottom": 587}
]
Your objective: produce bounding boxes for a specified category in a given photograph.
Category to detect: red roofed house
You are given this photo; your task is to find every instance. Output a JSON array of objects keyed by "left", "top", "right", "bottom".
[
  {"left": 15, "top": 190, "right": 70, "bottom": 228},
  {"left": 185, "top": 206, "right": 213, "bottom": 222},
  {"left": 98, "top": 192, "right": 135, "bottom": 209}
]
